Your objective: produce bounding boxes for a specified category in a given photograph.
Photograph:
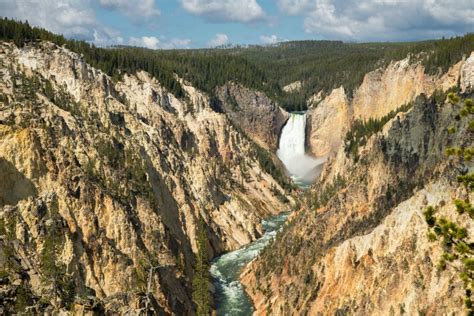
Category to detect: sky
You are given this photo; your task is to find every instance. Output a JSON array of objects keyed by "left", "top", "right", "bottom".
[{"left": 1, "top": 0, "right": 473, "bottom": 49}]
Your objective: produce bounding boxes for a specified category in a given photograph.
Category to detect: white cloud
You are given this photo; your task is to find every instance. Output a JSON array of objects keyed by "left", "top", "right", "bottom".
[
  {"left": 129, "top": 36, "right": 160, "bottom": 49},
  {"left": 0, "top": 0, "right": 187, "bottom": 48},
  {"left": 0, "top": 0, "right": 99, "bottom": 40},
  {"left": 129, "top": 36, "right": 192, "bottom": 49},
  {"left": 180, "top": 0, "right": 266, "bottom": 22},
  {"left": 99, "top": 0, "right": 160, "bottom": 20},
  {"left": 278, "top": 0, "right": 474, "bottom": 41},
  {"left": 423, "top": 0, "right": 474, "bottom": 26},
  {"left": 207, "top": 33, "right": 229, "bottom": 47},
  {"left": 260, "top": 34, "right": 279, "bottom": 44},
  {"left": 164, "top": 38, "right": 192, "bottom": 49},
  {"left": 1, "top": 0, "right": 165, "bottom": 47},
  {"left": 93, "top": 29, "right": 124, "bottom": 47},
  {"left": 277, "top": 0, "right": 313, "bottom": 15}
]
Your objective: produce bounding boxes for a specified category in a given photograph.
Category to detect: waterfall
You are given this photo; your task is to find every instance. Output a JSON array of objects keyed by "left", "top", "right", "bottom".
[
  {"left": 277, "top": 113, "right": 324, "bottom": 186},
  {"left": 277, "top": 113, "right": 307, "bottom": 161}
]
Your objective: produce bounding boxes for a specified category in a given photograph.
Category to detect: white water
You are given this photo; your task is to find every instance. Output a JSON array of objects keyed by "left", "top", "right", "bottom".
[
  {"left": 277, "top": 112, "right": 325, "bottom": 186},
  {"left": 209, "top": 113, "right": 322, "bottom": 315},
  {"left": 210, "top": 213, "right": 289, "bottom": 315}
]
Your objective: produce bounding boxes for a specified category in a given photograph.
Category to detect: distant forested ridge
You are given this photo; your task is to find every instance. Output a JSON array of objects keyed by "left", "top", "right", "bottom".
[
  {"left": 1, "top": 18, "right": 473, "bottom": 111},
  {"left": 233, "top": 38, "right": 474, "bottom": 108}
]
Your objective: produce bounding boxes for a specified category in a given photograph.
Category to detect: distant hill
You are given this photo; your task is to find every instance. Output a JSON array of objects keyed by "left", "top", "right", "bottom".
[{"left": 2, "top": 18, "right": 473, "bottom": 111}]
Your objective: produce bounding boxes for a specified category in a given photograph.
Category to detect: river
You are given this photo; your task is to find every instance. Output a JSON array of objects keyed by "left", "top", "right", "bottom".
[
  {"left": 210, "top": 112, "right": 321, "bottom": 315},
  {"left": 210, "top": 213, "right": 289, "bottom": 315}
]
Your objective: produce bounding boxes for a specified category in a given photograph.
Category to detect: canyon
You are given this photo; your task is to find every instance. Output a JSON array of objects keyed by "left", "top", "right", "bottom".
[
  {"left": 0, "top": 32, "right": 473, "bottom": 316},
  {"left": 242, "top": 53, "right": 474, "bottom": 315},
  {"left": 0, "top": 41, "right": 292, "bottom": 314}
]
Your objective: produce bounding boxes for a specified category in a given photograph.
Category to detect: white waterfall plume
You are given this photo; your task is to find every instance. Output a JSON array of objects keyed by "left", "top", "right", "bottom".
[{"left": 277, "top": 113, "right": 325, "bottom": 185}]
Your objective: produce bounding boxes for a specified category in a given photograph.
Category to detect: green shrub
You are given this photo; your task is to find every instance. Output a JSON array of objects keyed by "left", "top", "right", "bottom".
[
  {"left": 192, "top": 219, "right": 210, "bottom": 316},
  {"left": 310, "top": 174, "right": 347, "bottom": 209},
  {"left": 39, "top": 201, "right": 76, "bottom": 309},
  {"left": 424, "top": 93, "right": 474, "bottom": 314},
  {"left": 2, "top": 18, "right": 474, "bottom": 112}
]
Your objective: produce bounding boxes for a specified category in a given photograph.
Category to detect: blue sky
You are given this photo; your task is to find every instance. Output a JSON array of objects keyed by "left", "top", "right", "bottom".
[{"left": 1, "top": 0, "right": 473, "bottom": 49}]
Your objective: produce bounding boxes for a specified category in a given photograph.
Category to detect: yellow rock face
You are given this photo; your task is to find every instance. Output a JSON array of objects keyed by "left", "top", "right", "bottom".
[
  {"left": 0, "top": 41, "right": 292, "bottom": 313},
  {"left": 306, "top": 55, "right": 469, "bottom": 159},
  {"left": 306, "top": 87, "right": 350, "bottom": 157},
  {"left": 242, "top": 92, "right": 473, "bottom": 315}
]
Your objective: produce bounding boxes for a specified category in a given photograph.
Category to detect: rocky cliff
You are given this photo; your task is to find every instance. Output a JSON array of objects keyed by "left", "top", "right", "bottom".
[
  {"left": 215, "top": 82, "right": 289, "bottom": 150},
  {"left": 306, "top": 54, "right": 469, "bottom": 158},
  {"left": 305, "top": 87, "right": 350, "bottom": 158},
  {"left": 242, "top": 82, "right": 474, "bottom": 314},
  {"left": 0, "top": 41, "right": 291, "bottom": 314}
]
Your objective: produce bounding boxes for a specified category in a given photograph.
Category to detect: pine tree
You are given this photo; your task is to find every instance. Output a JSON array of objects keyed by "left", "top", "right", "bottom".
[
  {"left": 192, "top": 218, "right": 210, "bottom": 315},
  {"left": 424, "top": 95, "right": 474, "bottom": 313},
  {"left": 1, "top": 17, "right": 473, "bottom": 112}
]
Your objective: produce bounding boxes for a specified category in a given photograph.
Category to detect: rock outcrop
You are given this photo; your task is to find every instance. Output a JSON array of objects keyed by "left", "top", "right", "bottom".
[
  {"left": 282, "top": 81, "right": 302, "bottom": 93},
  {"left": 215, "top": 82, "right": 289, "bottom": 150},
  {"left": 306, "top": 87, "right": 350, "bottom": 157},
  {"left": 0, "top": 41, "right": 291, "bottom": 314},
  {"left": 461, "top": 52, "right": 474, "bottom": 93},
  {"left": 306, "top": 55, "right": 469, "bottom": 158},
  {"left": 351, "top": 56, "right": 461, "bottom": 120}
]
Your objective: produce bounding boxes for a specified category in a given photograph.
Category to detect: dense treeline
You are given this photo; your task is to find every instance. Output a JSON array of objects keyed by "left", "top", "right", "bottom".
[
  {"left": 1, "top": 18, "right": 473, "bottom": 111},
  {"left": 234, "top": 36, "right": 474, "bottom": 108},
  {"left": 0, "top": 18, "right": 273, "bottom": 101},
  {"left": 156, "top": 50, "right": 277, "bottom": 98},
  {"left": 0, "top": 18, "right": 187, "bottom": 98}
]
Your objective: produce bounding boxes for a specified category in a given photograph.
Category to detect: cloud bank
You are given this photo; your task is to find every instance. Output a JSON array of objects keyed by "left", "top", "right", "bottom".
[
  {"left": 180, "top": 0, "right": 266, "bottom": 23},
  {"left": 99, "top": 0, "right": 160, "bottom": 20},
  {"left": 207, "top": 33, "right": 229, "bottom": 47},
  {"left": 129, "top": 36, "right": 192, "bottom": 49},
  {"left": 1, "top": 0, "right": 472, "bottom": 48},
  {"left": 260, "top": 34, "right": 280, "bottom": 44},
  {"left": 278, "top": 0, "right": 474, "bottom": 41},
  {"left": 0, "top": 0, "right": 192, "bottom": 49},
  {"left": 0, "top": 0, "right": 99, "bottom": 41}
]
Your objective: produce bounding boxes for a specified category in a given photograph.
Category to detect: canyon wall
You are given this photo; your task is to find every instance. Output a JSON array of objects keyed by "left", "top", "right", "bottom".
[
  {"left": 306, "top": 54, "right": 468, "bottom": 158},
  {"left": 243, "top": 92, "right": 474, "bottom": 315},
  {"left": 243, "top": 54, "right": 474, "bottom": 315},
  {"left": 305, "top": 87, "right": 350, "bottom": 158},
  {"left": 215, "top": 82, "right": 289, "bottom": 150},
  {"left": 0, "top": 41, "right": 291, "bottom": 314}
]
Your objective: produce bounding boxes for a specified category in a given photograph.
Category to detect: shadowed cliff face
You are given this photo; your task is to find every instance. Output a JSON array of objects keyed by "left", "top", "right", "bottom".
[
  {"left": 0, "top": 158, "right": 37, "bottom": 207},
  {"left": 215, "top": 82, "right": 289, "bottom": 150},
  {"left": 242, "top": 91, "right": 474, "bottom": 315},
  {"left": 0, "top": 41, "right": 292, "bottom": 314}
]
